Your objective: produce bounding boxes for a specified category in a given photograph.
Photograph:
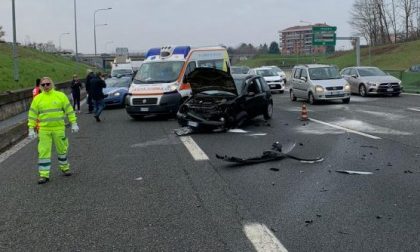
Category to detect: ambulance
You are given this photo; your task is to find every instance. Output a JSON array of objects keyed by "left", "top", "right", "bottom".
[{"left": 125, "top": 45, "right": 230, "bottom": 118}]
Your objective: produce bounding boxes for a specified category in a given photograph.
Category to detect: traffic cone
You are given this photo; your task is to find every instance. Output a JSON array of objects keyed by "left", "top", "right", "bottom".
[{"left": 301, "top": 103, "right": 308, "bottom": 121}]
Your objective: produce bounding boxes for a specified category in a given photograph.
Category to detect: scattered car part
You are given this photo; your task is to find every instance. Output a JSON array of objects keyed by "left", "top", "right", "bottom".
[
  {"left": 216, "top": 142, "right": 324, "bottom": 165},
  {"left": 335, "top": 170, "right": 373, "bottom": 175}
]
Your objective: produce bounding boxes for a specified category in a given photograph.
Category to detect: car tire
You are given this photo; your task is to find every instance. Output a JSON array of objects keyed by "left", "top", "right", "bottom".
[
  {"left": 290, "top": 90, "right": 297, "bottom": 101},
  {"left": 263, "top": 102, "right": 273, "bottom": 120},
  {"left": 359, "top": 84, "right": 367, "bottom": 97},
  {"left": 308, "top": 92, "right": 316, "bottom": 105},
  {"left": 342, "top": 97, "right": 350, "bottom": 104}
]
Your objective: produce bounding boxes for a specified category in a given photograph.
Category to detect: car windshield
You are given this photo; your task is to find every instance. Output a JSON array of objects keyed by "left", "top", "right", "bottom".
[
  {"left": 134, "top": 61, "right": 184, "bottom": 84},
  {"left": 358, "top": 67, "right": 387, "bottom": 76},
  {"left": 111, "top": 69, "right": 132, "bottom": 77},
  {"left": 256, "top": 69, "right": 276, "bottom": 77},
  {"left": 308, "top": 67, "right": 341, "bottom": 80},
  {"left": 233, "top": 77, "right": 246, "bottom": 93},
  {"left": 105, "top": 77, "right": 132, "bottom": 88}
]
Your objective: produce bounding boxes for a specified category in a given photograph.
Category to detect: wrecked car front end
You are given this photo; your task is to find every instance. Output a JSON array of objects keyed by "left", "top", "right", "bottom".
[{"left": 177, "top": 68, "right": 241, "bottom": 132}]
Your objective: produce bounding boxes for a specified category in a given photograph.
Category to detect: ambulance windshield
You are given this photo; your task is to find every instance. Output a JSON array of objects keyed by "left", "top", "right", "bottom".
[{"left": 133, "top": 61, "right": 184, "bottom": 84}]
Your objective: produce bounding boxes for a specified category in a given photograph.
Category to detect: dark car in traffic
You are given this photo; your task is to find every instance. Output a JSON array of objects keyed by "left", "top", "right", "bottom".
[
  {"left": 104, "top": 76, "right": 132, "bottom": 107},
  {"left": 177, "top": 68, "right": 273, "bottom": 132}
]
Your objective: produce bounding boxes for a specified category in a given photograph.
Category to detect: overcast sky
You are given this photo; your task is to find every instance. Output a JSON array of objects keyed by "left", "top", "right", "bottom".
[{"left": 0, "top": 0, "right": 355, "bottom": 54}]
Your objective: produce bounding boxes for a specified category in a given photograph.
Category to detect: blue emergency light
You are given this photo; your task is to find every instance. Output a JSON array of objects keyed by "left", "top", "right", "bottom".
[
  {"left": 173, "top": 46, "right": 191, "bottom": 58},
  {"left": 145, "top": 48, "right": 161, "bottom": 58}
]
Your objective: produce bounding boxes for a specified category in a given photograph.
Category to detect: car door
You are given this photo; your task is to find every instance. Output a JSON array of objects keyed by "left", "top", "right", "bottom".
[
  {"left": 347, "top": 68, "right": 360, "bottom": 93},
  {"left": 291, "top": 68, "right": 303, "bottom": 98},
  {"left": 299, "top": 68, "right": 310, "bottom": 97},
  {"left": 244, "top": 78, "right": 265, "bottom": 117}
]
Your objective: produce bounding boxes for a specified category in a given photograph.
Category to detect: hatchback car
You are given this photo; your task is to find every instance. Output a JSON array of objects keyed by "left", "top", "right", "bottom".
[
  {"left": 289, "top": 64, "right": 351, "bottom": 104},
  {"left": 177, "top": 68, "right": 273, "bottom": 132},
  {"left": 262, "top": 65, "right": 287, "bottom": 84},
  {"left": 341, "top": 66, "right": 402, "bottom": 96},
  {"left": 104, "top": 76, "right": 132, "bottom": 107},
  {"left": 248, "top": 67, "right": 285, "bottom": 93}
]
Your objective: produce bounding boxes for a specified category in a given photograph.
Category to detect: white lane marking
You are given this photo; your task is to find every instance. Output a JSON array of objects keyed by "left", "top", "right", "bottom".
[
  {"left": 403, "top": 93, "right": 420, "bottom": 96},
  {"left": 408, "top": 107, "right": 420, "bottom": 112},
  {"left": 0, "top": 137, "right": 33, "bottom": 164},
  {"left": 228, "top": 129, "right": 249, "bottom": 133},
  {"left": 310, "top": 118, "right": 382, "bottom": 140},
  {"left": 247, "top": 133, "right": 267, "bottom": 136},
  {"left": 179, "top": 136, "right": 209, "bottom": 161},
  {"left": 243, "top": 223, "right": 288, "bottom": 252}
]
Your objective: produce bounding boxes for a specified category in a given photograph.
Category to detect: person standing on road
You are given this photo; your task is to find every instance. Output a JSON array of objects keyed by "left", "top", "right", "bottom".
[
  {"left": 32, "top": 78, "right": 41, "bottom": 133},
  {"left": 27, "top": 77, "right": 79, "bottom": 184},
  {"left": 85, "top": 70, "right": 95, "bottom": 113},
  {"left": 90, "top": 72, "right": 107, "bottom": 122},
  {"left": 71, "top": 74, "right": 82, "bottom": 113}
]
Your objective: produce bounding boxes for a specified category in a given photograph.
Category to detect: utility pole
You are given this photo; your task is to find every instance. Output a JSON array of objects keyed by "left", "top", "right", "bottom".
[
  {"left": 11, "top": 0, "right": 19, "bottom": 81},
  {"left": 74, "top": 0, "right": 79, "bottom": 61}
]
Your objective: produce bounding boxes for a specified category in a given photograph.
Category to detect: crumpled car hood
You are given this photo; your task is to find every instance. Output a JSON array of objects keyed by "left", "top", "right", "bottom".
[{"left": 185, "top": 68, "right": 238, "bottom": 95}]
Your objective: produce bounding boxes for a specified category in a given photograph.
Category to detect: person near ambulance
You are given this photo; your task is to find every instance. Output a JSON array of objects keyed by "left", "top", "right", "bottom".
[{"left": 28, "top": 77, "right": 80, "bottom": 184}]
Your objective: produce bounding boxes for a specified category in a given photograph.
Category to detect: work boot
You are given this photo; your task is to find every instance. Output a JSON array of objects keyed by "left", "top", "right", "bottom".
[
  {"left": 62, "top": 170, "right": 72, "bottom": 177},
  {"left": 38, "top": 177, "right": 49, "bottom": 184}
]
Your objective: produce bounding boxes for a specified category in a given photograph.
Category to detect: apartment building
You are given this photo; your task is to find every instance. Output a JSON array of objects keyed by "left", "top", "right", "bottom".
[{"left": 279, "top": 24, "right": 332, "bottom": 55}]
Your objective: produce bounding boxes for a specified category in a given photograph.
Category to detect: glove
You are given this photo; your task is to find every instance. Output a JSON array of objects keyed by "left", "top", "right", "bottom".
[
  {"left": 28, "top": 128, "right": 37, "bottom": 139},
  {"left": 71, "top": 123, "right": 79, "bottom": 133}
]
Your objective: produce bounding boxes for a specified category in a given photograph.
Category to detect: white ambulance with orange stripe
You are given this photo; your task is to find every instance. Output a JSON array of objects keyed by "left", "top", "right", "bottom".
[{"left": 125, "top": 46, "right": 230, "bottom": 118}]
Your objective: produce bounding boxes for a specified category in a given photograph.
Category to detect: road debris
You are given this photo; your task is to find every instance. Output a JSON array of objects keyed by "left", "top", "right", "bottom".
[
  {"left": 338, "top": 231, "right": 350, "bottom": 235},
  {"left": 361, "top": 145, "right": 379, "bottom": 149},
  {"left": 228, "top": 129, "right": 249, "bottom": 133},
  {"left": 216, "top": 142, "right": 324, "bottom": 165},
  {"left": 305, "top": 220, "right": 313, "bottom": 226},
  {"left": 404, "top": 170, "right": 413, "bottom": 174},
  {"left": 269, "top": 168, "right": 280, "bottom": 172},
  {"left": 320, "top": 188, "right": 328, "bottom": 192},
  {"left": 335, "top": 170, "right": 373, "bottom": 175},
  {"left": 174, "top": 127, "right": 194, "bottom": 136}
]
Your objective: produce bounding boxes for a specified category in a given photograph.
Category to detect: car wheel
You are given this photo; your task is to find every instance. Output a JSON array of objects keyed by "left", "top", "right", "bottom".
[
  {"left": 342, "top": 97, "right": 350, "bottom": 104},
  {"left": 308, "top": 92, "right": 316, "bottom": 105},
  {"left": 290, "top": 89, "right": 297, "bottom": 101},
  {"left": 263, "top": 102, "right": 273, "bottom": 120},
  {"left": 359, "top": 84, "right": 367, "bottom": 97}
]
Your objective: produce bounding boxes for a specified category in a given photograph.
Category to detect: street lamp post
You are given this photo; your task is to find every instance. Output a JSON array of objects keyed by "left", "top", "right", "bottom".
[
  {"left": 59, "top": 32, "right": 70, "bottom": 51},
  {"left": 94, "top": 7, "right": 112, "bottom": 56},
  {"left": 12, "top": 0, "right": 19, "bottom": 81},
  {"left": 74, "top": 0, "right": 78, "bottom": 61}
]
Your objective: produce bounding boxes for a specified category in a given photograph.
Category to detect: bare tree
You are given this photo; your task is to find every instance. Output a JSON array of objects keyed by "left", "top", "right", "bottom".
[{"left": 399, "top": 0, "right": 416, "bottom": 39}]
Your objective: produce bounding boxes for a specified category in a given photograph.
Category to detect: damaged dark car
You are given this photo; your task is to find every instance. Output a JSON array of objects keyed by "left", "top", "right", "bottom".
[{"left": 177, "top": 68, "right": 273, "bottom": 132}]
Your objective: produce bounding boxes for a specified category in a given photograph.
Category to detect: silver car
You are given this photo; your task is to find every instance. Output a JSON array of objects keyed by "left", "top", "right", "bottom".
[
  {"left": 289, "top": 64, "right": 351, "bottom": 104},
  {"left": 341, "top": 66, "right": 402, "bottom": 97}
]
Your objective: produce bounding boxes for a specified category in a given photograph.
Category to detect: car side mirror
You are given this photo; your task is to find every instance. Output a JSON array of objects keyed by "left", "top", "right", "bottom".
[
  {"left": 351, "top": 74, "right": 357, "bottom": 78},
  {"left": 300, "top": 76, "right": 307, "bottom": 82}
]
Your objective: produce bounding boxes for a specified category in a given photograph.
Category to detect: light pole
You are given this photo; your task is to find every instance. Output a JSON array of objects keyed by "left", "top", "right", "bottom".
[
  {"left": 59, "top": 32, "right": 70, "bottom": 51},
  {"left": 74, "top": 0, "right": 78, "bottom": 61},
  {"left": 12, "top": 0, "right": 19, "bottom": 81},
  {"left": 94, "top": 7, "right": 112, "bottom": 55}
]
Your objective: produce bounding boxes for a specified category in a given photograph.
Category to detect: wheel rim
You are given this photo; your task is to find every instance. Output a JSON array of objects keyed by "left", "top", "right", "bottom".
[
  {"left": 360, "top": 85, "right": 366, "bottom": 96},
  {"left": 267, "top": 103, "right": 273, "bottom": 117}
]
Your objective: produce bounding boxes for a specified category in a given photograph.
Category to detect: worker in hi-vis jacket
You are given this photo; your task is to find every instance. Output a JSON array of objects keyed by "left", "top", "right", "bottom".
[{"left": 28, "top": 77, "right": 79, "bottom": 184}]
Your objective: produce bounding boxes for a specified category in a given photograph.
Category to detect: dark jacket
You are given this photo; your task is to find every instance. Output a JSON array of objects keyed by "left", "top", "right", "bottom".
[
  {"left": 90, "top": 76, "right": 107, "bottom": 100},
  {"left": 85, "top": 72, "right": 95, "bottom": 94},
  {"left": 71, "top": 79, "right": 82, "bottom": 96}
]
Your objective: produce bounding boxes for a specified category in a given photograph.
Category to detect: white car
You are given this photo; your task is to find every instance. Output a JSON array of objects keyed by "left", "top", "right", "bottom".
[
  {"left": 248, "top": 67, "right": 285, "bottom": 93},
  {"left": 262, "top": 65, "right": 287, "bottom": 84}
]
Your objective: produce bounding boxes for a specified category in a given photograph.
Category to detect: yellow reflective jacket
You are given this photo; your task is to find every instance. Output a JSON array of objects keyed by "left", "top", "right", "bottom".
[{"left": 28, "top": 89, "right": 77, "bottom": 131}]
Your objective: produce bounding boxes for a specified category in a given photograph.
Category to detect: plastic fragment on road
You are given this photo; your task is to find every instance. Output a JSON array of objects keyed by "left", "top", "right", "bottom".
[
  {"left": 174, "top": 127, "right": 193, "bottom": 136},
  {"left": 335, "top": 170, "right": 373, "bottom": 175},
  {"left": 216, "top": 141, "right": 324, "bottom": 165}
]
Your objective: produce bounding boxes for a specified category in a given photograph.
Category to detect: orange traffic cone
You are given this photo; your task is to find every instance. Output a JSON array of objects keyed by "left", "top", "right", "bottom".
[{"left": 301, "top": 103, "right": 308, "bottom": 121}]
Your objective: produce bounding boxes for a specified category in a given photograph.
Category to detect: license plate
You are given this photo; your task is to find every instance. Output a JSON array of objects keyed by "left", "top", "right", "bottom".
[
  {"left": 387, "top": 88, "right": 393, "bottom": 92},
  {"left": 187, "top": 121, "right": 198, "bottom": 127},
  {"left": 270, "top": 84, "right": 276, "bottom": 88},
  {"left": 140, "top": 107, "right": 149, "bottom": 112}
]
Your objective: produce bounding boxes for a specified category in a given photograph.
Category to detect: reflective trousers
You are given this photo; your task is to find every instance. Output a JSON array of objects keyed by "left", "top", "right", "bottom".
[{"left": 37, "top": 129, "right": 70, "bottom": 178}]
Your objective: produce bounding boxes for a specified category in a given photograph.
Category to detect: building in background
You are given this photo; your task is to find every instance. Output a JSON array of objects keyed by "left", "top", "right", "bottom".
[{"left": 279, "top": 23, "right": 333, "bottom": 55}]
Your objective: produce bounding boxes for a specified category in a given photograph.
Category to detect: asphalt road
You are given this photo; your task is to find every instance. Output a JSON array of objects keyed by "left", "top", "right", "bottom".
[{"left": 1, "top": 92, "right": 419, "bottom": 251}]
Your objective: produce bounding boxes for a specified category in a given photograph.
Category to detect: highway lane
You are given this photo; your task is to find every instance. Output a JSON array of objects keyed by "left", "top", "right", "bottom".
[{"left": 0, "top": 92, "right": 419, "bottom": 251}]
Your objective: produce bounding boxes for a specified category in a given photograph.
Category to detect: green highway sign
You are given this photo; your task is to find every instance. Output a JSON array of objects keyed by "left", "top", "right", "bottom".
[{"left": 312, "top": 26, "right": 337, "bottom": 46}]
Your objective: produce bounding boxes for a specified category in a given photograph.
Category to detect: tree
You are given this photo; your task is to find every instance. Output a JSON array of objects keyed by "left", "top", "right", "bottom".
[
  {"left": 399, "top": 0, "right": 416, "bottom": 39},
  {"left": 0, "top": 26, "right": 5, "bottom": 41},
  {"left": 268, "top": 41, "right": 280, "bottom": 54}
]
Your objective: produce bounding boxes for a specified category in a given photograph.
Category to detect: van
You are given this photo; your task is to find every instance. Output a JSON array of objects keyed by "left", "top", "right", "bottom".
[
  {"left": 125, "top": 45, "right": 230, "bottom": 118},
  {"left": 289, "top": 64, "right": 351, "bottom": 104}
]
